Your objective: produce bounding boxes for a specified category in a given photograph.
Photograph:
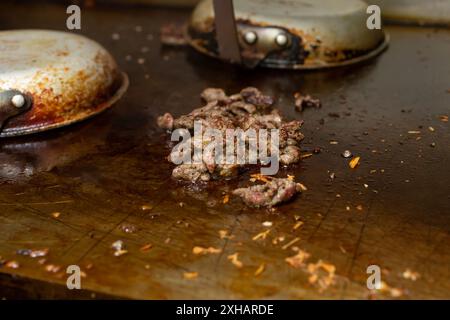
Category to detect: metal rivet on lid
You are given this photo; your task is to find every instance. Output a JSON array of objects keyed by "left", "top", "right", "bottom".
[
  {"left": 244, "top": 31, "right": 257, "bottom": 45},
  {"left": 11, "top": 95, "right": 25, "bottom": 108},
  {"left": 275, "top": 33, "right": 289, "bottom": 47}
]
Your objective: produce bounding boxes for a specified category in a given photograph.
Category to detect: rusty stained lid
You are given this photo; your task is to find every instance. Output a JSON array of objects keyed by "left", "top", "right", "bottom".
[
  {"left": 189, "top": 0, "right": 388, "bottom": 69},
  {"left": 0, "top": 30, "right": 128, "bottom": 137}
]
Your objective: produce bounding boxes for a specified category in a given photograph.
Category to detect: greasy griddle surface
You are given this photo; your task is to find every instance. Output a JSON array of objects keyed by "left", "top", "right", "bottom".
[{"left": 0, "top": 2, "right": 449, "bottom": 299}]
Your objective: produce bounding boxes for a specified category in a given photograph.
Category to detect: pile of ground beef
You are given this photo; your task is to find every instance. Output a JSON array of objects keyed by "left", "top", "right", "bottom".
[{"left": 157, "top": 87, "right": 305, "bottom": 207}]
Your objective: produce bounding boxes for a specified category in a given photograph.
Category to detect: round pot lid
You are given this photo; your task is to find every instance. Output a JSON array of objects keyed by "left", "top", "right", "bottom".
[
  {"left": 189, "top": 0, "right": 388, "bottom": 69},
  {"left": 0, "top": 30, "right": 128, "bottom": 137}
]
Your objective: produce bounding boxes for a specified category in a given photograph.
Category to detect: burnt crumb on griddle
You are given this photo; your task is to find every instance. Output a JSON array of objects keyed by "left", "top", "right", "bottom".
[
  {"left": 240, "top": 87, "right": 275, "bottom": 110},
  {"left": 160, "top": 23, "right": 188, "bottom": 46},
  {"left": 233, "top": 177, "right": 303, "bottom": 208},
  {"left": 201, "top": 88, "right": 228, "bottom": 103},
  {"left": 294, "top": 92, "right": 321, "bottom": 112},
  {"left": 157, "top": 112, "right": 174, "bottom": 130}
]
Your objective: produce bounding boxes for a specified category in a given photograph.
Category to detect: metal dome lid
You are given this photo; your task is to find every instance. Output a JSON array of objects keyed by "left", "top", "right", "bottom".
[
  {"left": 189, "top": 0, "right": 389, "bottom": 69},
  {"left": 0, "top": 29, "right": 128, "bottom": 137}
]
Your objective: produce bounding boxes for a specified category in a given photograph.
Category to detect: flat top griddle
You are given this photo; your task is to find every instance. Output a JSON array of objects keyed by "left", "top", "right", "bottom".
[{"left": 0, "top": 2, "right": 449, "bottom": 299}]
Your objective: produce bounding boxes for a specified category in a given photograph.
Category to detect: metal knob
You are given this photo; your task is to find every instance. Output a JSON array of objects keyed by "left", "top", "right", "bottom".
[
  {"left": 11, "top": 94, "right": 26, "bottom": 108},
  {"left": 275, "top": 33, "right": 289, "bottom": 47},
  {"left": 243, "top": 31, "right": 258, "bottom": 45}
]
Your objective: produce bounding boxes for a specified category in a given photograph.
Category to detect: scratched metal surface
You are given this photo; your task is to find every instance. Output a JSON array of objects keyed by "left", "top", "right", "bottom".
[{"left": 0, "top": 2, "right": 449, "bottom": 299}]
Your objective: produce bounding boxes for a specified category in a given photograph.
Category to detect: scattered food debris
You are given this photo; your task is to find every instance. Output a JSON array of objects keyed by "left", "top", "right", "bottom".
[
  {"left": 141, "top": 204, "right": 153, "bottom": 211},
  {"left": 341, "top": 150, "right": 352, "bottom": 158},
  {"left": 293, "top": 221, "right": 304, "bottom": 230},
  {"left": 120, "top": 224, "right": 137, "bottom": 234},
  {"left": 219, "top": 230, "right": 233, "bottom": 239},
  {"left": 140, "top": 243, "right": 153, "bottom": 252},
  {"left": 52, "top": 212, "right": 61, "bottom": 218},
  {"left": 356, "top": 205, "right": 363, "bottom": 211},
  {"left": 222, "top": 194, "right": 229, "bottom": 204},
  {"left": 294, "top": 93, "right": 321, "bottom": 112},
  {"left": 227, "top": 253, "right": 243, "bottom": 268},
  {"left": 439, "top": 115, "right": 448, "bottom": 122},
  {"left": 349, "top": 156, "right": 360, "bottom": 169},
  {"left": 252, "top": 229, "right": 271, "bottom": 241},
  {"left": 233, "top": 177, "right": 303, "bottom": 208},
  {"left": 328, "top": 112, "right": 340, "bottom": 118},
  {"left": 160, "top": 23, "right": 188, "bottom": 46},
  {"left": 192, "top": 246, "right": 222, "bottom": 255},
  {"left": 250, "top": 173, "right": 271, "bottom": 183},
  {"left": 254, "top": 263, "right": 266, "bottom": 277},
  {"left": 329, "top": 140, "right": 339, "bottom": 145},
  {"left": 402, "top": 269, "right": 420, "bottom": 281},
  {"left": 379, "top": 281, "right": 404, "bottom": 298},
  {"left": 306, "top": 260, "right": 336, "bottom": 291},
  {"left": 16, "top": 248, "right": 49, "bottom": 258},
  {"left": 285, "top": 250, "right": 310, "bottom": 268},
  {"left": 16, "top": 249, "right": 31, "bottom": 256},
  {"left": 5, "top": 260, "right": 20, "bottom": 269},
  {"left": 44, "top": 264, "right": 61, "bottom": 273},
  {"left": 282, "top": 237, "right": 300, "bottom": 250},
  {"left": 183, "top": 271, "right": 198, "bottom": 280},
  {"left": 262, "top": 221, "right": 273, "bottom": 227},
  {"left": 111, "top": 240, "right": 128, "bottom": 257},
  {"left": 272, "top": 236, "right": 286, "bottom": 245}
]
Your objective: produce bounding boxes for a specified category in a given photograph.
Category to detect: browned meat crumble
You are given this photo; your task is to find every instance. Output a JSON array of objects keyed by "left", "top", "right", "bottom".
[
  {"left": 160, "top": 23, "right": 188, "bottom": 46},
  {"left": 233, "top": 178, "right": 303, "bottom": 208},
  {"left": 157, "top": 87, "right": 306, "bottom": 207},
  {"left": 294, "top": 92, "right": 321, "bottom": 112}
]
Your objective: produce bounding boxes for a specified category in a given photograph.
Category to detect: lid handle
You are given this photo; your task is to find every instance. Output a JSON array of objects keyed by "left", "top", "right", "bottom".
[{"left": 0, "top": 90, "right": 33, "bottom": 133}]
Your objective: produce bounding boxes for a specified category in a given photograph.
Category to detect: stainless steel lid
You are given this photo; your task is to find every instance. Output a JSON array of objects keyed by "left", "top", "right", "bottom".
[
  {"left": 189, "top": 0, "right": 389, "bottom": 69},
  {"left": 0, "top": 30, "right": 128, "bottom": 137}
]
